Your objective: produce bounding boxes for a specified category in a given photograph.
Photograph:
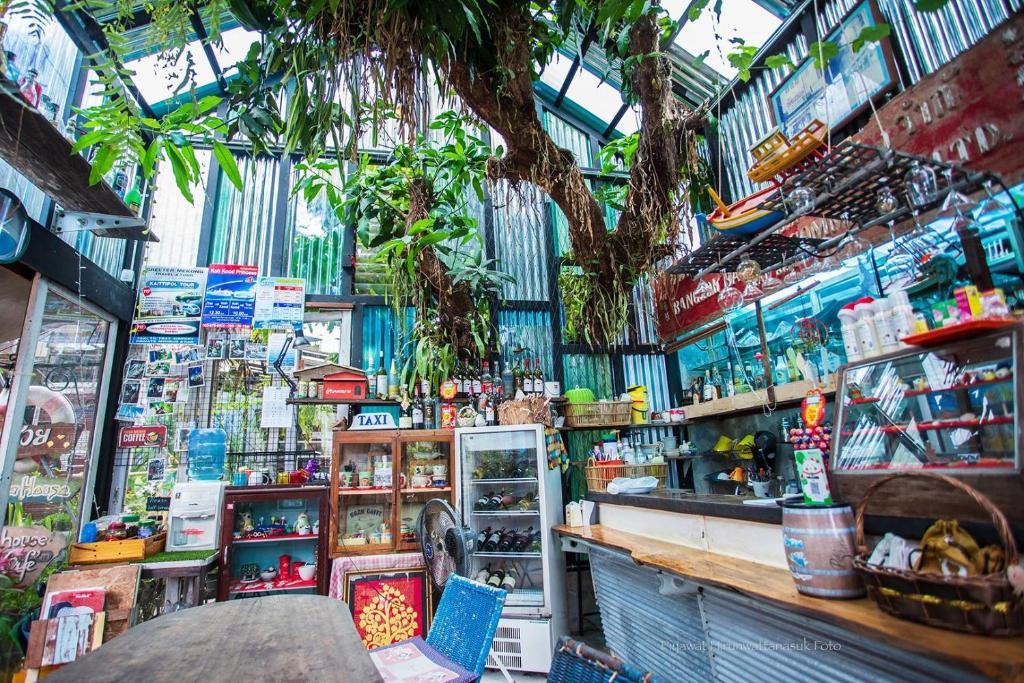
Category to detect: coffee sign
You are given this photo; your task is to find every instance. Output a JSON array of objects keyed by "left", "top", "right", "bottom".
[{"left": 118, "top": 425, "right": 167, "bottom": 449}]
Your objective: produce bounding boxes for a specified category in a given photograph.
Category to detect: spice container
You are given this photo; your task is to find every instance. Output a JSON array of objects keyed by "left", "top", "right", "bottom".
[
  {"left": 106, "top": 521, "right": 127, "bottom": 541},
  {"left": 122, "top": 514, "right": 140, "bottom": 538},
  {"left": 138, "top": 520, "right": 156, "bottom": 539}
]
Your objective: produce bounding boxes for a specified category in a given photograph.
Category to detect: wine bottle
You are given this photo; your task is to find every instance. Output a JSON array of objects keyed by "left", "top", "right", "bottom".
[
  {"left": 528, "top": 531, "right": 542, "bottom": 553},
  {"left": 533, "top": 357, "right": 544, "bottom": 396},
  {"left": 513, "top": 526, "right": 534, "bottom": 552},
  {"left": 523, "top": 358, "right": 534, "bottom": 394},
  {"left": 484, "top": 527, "right": 504, "bottom": 552},
  {"left": 513, "top": 361, "right": 523, "bottom": 394},
  {"left": 420, "top": 375, "right": 431, "bottom": 399},
  {"left": 476, "top": 526, "right": 491, "bottom": 548},
  {"left": 488, "top": 491, "right": 504, "bottom": 510},
  {"left": 501, "top": 362, "right": 514, "bottom": 395},
  {"left": 487, "top": 568, "right": 505, "bottom": 588},
  {"left": 497, "top": 528, "right": 515, "bottom": 552},
  {"left": 375, "top": 352, "right": 388, "bottom": 400},
  {"left": 485, "top": 394, "right": 496, "bottom": 427},
  {"left": 474, "top": 564, "right": 491, "bottom": 583},
  {"left": 500, "top": 568, "right": 517, "bottom": 592},
  {"left": 474, "top": 493, "right": 491, "bottom": 511},
  {"left": 412, "top": 386, "right": 424, "bottom": 429},
  {"left": 472, "top": 363, "right": 483, "bottom": 395},
  {"left": 398, "top": 388, "right": 412, "bottom": 429},
  {"left": 423, "top": 394, "right": 435, "bottom": 430},
  {"left": 388, "top": 359, "right": 400, "bottom": 399}
]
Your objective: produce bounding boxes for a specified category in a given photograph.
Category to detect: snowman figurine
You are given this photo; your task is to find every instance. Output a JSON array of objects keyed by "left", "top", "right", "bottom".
[{"left": 294, "top": 512, "right": 312, "bottom": 536}]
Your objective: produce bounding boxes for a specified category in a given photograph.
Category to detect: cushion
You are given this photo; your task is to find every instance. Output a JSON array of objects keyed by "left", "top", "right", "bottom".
[{"left": 369, "top": 636, "right": 477, "bottom": 683}]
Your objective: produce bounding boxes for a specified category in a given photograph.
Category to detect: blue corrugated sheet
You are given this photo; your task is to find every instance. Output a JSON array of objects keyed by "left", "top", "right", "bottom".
[
  {"left": 497, "top": 309, "right": 554, "bottom": 378},
  {"left": 208, "top": 154, "right": 282, "bottom": 273},
  {"left": 359, "top": 305, "right": 414, "bottom": 372},
  {"left": 562, "top": 353, "right": 614, "bottom": 399},
  {"left": 543, "top": 111, "right": 593, "bottom": 167},
  {"left": 622, "top": 354, "right": 671, "bottom": 412},
  {"left": 492, "top": 182, "right": 549, "bottom": 301}
]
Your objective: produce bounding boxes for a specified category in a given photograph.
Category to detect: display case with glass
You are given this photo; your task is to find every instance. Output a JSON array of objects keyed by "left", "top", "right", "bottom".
[
  {"left": 217, "top": 486, "right": 329, "bottom": 600},
  {"left": 331, "top": 429, "right": 455, "bottom": 556},
  {"left": 831, "top": 322, "right": 1023, "bottom": 524}
]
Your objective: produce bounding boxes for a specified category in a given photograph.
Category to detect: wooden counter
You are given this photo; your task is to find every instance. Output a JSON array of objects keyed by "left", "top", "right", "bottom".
[{"left": 555, "top": 523, "right": 1024, "bottom": 683}]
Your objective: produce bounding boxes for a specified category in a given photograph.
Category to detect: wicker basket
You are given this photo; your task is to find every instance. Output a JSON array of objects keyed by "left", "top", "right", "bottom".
[
  {"left": 852, "top": 471, "right": 1023, "bottom": 636},
  {"left": 498, "top": 396, "right": 552, "bottom": 427},
  {"left": 563, "top": 401, "right": 631, "bottom": 428},
  {"left": 584, "top": 458, "right": 668, "bottom": 492}
]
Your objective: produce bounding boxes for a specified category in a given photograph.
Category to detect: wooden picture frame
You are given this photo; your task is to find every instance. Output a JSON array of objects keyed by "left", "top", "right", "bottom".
[
  {"left": 768, "top": 0, "right": 897, "bottom": 138},
  {"left": 343, "top": 567, "right": 432, "bottom": 649}
]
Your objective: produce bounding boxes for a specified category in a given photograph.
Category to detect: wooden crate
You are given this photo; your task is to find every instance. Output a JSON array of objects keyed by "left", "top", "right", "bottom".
[{"left": 68, "top": 532, "right": 166, "bottom": 565}]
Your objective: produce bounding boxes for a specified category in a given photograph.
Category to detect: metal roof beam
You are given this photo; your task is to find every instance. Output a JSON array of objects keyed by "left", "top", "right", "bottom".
[
  {"left": 555, "top": 23, "right": 597, "bottom": 107},
  {"left": 188, "top": 6, "right": 227, "bottom": 93}
]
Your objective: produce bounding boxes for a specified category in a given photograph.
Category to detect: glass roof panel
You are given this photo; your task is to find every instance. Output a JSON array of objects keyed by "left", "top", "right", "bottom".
[
  {"left": 674, "top": 0, "right": 782, "bottom": 77},
  {"left": 539, "top": 53, "right": 639, "bottom": 135}
]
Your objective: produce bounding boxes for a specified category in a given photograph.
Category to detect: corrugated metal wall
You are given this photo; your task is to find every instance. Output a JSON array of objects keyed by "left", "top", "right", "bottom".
[
  {"left": 492, "top": 181, "right": 549, "bottom": 301},
  {"left": 144, "top": 150, "right": 211, "bottom": 268},
  {"left": 562, "top": 353, "right": 614, "bottom": 399},
  {"left": 497, "top": 309, "right": 554, "bottom": 376},
  {"left": 208, "top": 154, "right": 282, "bottom": 272},
  {"left": 589, "top": 545, "right": 989, "bottom": 683},
  {"left": 359, "top": 305, "right": 414, "bottom": 371},
  {"left": 622, "top": 353, "right": 670, "bottom": 412},
  {"left": 285, "top": 163, "right": 344, "bottom": 295},
  {"left": 543, "top": 111, "right": 594, "bottom": 167},
  {"left": 718, "top": 0, "right": 1020, "bottom": 200}
]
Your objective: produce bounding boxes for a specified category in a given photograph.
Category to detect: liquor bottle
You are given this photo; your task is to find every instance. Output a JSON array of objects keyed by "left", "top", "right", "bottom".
[
  {"left": 481, "top": 361, "right": 493, "bottom": 394},
  {"left": 375, "top": 352, "right": 388, "bottom": 400},
  {"left": 487, "top": 568, "right": 505, "bottom": 588},
  {"left": 523, "top": 358, "right": 534, "bottom": 394},
  {"left": 477, "top": 386, "right": 489, "bottom": 414},
  {"left": 513, "top": 526, "right": 534, "bottom": 552},
  {"left": 112, "top": 164, "right": 129, "bottom": 198},
  {"left": 512, "top": 361, "right": 524, "bottom": 394},
  {"left": 387, "top": 358, "right": 400, "bottom": 399},
  {"left": 710, "top": 366, "right": 723, "bottom": 399},
  {"left": 533, "top": 357, "right": 545, "bottom": 396},
  {"left": 488, "top": 491, "right": 504, "bottom": 510},
  {"left": 476, "top": 526, "right": 491, "bottom": 548},
  {"left": 501, "top": 361, "right": 514, "bottom": 395},
  {"left": 528, "top": 531, "right": 542, "bottom": 553},
  {"left": 412, "top": 386, "right": 424, "bottom": 429},
  {"left": 500, "top": 568, "right": 517, "bottom": 592},
  {"left": 420, "top": 375, "right": 431, "bottom": 398},
  {"left": 474, "top": 564, "right": 491, "bottom": 583},
  {"left": 497, "top": 528, "right": 515, "bottom": 552},
  {"left": 690, "top": 376, "right": 702, "bottom": 404},
  {"left": 124, "top": 178, "right": 143, "bottom": 214},
  {"left": 484, "top": 527, "right": 504, "bottom": 552},
  {"left": 398, "top": 389, "right": 412, "bottom": 429},
  {"left": 485, "top": 393, "right": 496, "bottom": 427},
  {"left": 423, "top": 393, "right": 436, "bottom": 430},
  {"left": 474, "top": 493, "right": 492, "bottom": 511},
  {"left": 702, "top": 370, "right": 715, "bottom": 402},
  {"left": 472, "top": 363, "right": 483, "bottom": 395}
]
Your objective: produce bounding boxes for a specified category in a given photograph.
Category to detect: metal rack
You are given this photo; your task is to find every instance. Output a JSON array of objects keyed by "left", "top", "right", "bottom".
[{"left": 667, "top": 142, "right": 1005, "bottom": 278}]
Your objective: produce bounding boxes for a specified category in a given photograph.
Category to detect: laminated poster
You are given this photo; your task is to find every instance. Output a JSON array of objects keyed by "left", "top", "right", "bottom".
[
  {"left": 202, "top": 264, "right": 259, "bottom": 328},
  {"left": 129, "top": 266, "right": 207, "bottom": 345},
  {"left": 253, "top": 277, "right": 305, "bottom": 330}
]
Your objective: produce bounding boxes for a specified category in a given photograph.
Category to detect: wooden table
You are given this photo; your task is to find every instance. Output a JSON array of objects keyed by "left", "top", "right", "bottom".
[
  {"left": 45, "top": 595, "right": 383, "bottom": 683},
  {"left": 556, "top": 524, "right": 1024, "bottom": 683}
]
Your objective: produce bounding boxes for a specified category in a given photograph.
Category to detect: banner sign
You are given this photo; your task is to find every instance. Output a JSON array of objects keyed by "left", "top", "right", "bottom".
[
  {"left": 130, "top": 265, "right": 206, "bottom": 345},
  {"left": 117, "top": 425, "right": 167, "bottom": 449},
  {"left": 253, "top": 277, "right": 306, "bottom": 330},
  {"left": 854, "top": 12, "right": 1024, "bottom": 186},
  {"left": 202, "top": 264, "right": 259, "bottom": 328}
]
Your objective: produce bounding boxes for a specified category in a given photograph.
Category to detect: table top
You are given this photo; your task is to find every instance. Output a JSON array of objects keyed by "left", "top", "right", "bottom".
[
  {"left": 45, "top": 595, "right": 383, "bottom": 683},
  {"left": 555, "top": 524, "right": 1024, "bottom": 683}
]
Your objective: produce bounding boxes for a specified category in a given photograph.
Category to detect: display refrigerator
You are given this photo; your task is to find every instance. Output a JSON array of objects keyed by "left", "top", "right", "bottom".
[{"left": 454, "top": 424, "right": 566, "bottom": 673}]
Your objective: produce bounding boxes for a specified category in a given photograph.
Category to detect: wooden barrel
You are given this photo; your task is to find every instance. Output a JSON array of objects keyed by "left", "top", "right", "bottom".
[{"left": 781, "top": 502, "right": 865, "bottom": 599}]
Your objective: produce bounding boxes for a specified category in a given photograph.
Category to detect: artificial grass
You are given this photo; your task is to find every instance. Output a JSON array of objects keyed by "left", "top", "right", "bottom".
[{"left": 133, "top": 549, "right": 217, "bottom": 564}]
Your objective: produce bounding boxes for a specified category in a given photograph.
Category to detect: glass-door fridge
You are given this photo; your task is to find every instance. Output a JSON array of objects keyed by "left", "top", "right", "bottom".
[{"left": 455, "top": 425, "right": 566, "bottom": 673}]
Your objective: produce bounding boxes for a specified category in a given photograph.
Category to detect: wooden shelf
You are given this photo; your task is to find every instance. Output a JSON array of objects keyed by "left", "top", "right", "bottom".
[
  {"left": 337, "top": 487, "right": 392, "bottom": 496},
  {"left": 0, "top": 79, "right": 138, "bottom": 218},
  {"left": 228, "top": 577, "right": 317, "bottom": 594},
  {"left": 288, "top": 398, "right": 398, "bottom": 405},
  {"left": 558, "top": 422, "right": 684, "bottom": 432},
  {"left": 399, "top": 487, "right": 451, "bottom": 494},
  {"left": 681, "top": 379, "right": 836, "bottom": 422},
  {"left": 231, "top": 533, "right": 317, "bottom": 545}
]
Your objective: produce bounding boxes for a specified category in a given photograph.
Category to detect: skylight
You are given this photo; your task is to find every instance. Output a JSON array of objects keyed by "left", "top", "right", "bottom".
[
  {"left": 674, "top": 0, "right": 783, "bottom": 77},
  {"left": 539, "top": 53, "right": 640, "bottom": 135}
]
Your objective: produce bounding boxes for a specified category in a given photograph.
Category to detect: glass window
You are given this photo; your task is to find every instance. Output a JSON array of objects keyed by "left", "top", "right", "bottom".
[
  {"left": 286, "top": 164, "right": 345, "bottom": 295},
  {"left": 673, "top": 1, "right": 782, "bottom": 77},
  {"left": 0, "top": 268, "right": 32, "bottom": 440},
  {"left": 208, "top": 154, "right": 282, "bottom": 273},
  {"left": 145, "top": 149, "right": 212, "bottom": 268},
  {"left": 492, "top": 182, "right": 549, "bottom": 301}
]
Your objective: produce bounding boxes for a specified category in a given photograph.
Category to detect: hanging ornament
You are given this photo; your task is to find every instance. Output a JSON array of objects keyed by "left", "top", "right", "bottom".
[
  {"left": 736, "top": 255, "right": 762, "bottom": 283},
  {"left": 875, "top": 186, "right": 899, "bottom": 216},
  {"left": 838, "top": 235, "right": 871, "bottom": 262},
  {"left": 788, "top": 183, "right": 815, "bottom": 216},
  {"left": 717, "top": 286, "right": 745, "bottom": 313}
]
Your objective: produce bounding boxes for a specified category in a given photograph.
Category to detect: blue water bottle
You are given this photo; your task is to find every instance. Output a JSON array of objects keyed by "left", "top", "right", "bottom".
[{"left": 188, "top": 428, "right": 226, "bottom": 480}]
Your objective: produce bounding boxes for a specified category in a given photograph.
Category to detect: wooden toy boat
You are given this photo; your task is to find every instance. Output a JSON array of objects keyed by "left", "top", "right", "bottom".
[
  {"left": 699, "top": 186, "right": 784, "bottom": 236},
  {"left": 747, "top": 119, "right": 827, "bottom": 185}
]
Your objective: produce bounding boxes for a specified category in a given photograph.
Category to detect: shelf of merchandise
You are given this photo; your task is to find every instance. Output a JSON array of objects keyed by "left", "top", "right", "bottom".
[
  {"left": 557, "top": 422, "right": 684, "bottom": 432},
  {"left": 0, "top": 78, "right": 139, "bottom": 219},
  {"left": 287, "top": 398, "right": 399, "bottom": 405},
  {"left": 839, "top": 416, "right": 1013, "bottom": 436},
  {"left": 468, "top": 478, "right": 539, "bottom": 485},
  {"left": 399, "top": 487, "right": 452, "bottom": 494},
  {"left": 471, "top": 510, "right": 540, "bottom": 517},
  {"left": 903, "top": 377, "right": 1012, "bottom": 397},
  {"left": 232, "top": 533, "right": 317, "bottom": 545},
  {"left": 682, "top": 379, "right": 837, "bottom": 422},
  {"left": 473, "top": 551, "right": 542, "bottom": 559},
  {"left": 337, "top": 488, "right": 392, "bottom": 496},
  {"left": 228, "top": 577, "right": 317, "bottom": 595}
]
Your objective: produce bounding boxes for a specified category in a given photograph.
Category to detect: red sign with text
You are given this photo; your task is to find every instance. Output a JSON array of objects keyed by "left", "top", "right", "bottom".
[{"left": 118, "top": 425, "right": 167, "bottom": 449}]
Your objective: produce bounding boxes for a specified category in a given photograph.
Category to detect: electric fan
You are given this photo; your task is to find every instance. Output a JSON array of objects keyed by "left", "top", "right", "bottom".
[{"left": 417, "top": 498, "right": 476, "bottom": 594}]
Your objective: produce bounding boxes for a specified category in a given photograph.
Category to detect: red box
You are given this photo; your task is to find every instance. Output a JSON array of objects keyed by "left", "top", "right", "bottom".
[{"left": 323, "top": 370, "right": 368, "bottom": 401}]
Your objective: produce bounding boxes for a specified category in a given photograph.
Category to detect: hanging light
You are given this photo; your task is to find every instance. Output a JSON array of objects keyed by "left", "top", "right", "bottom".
[
  {"left": 717, "top": 286, "right": 745, "bottom": 313},
  {"left": 788, "top": 183, "right": 815, "bottom": 216},
  {"left": 875, "top": 186, "right": 899, "bottom": 216},
  {"left": 904, "top": 160, "right": 937, "bottom": 207},
  {"left": 736, "top": 255, "right": 762, "bottom": 283}
]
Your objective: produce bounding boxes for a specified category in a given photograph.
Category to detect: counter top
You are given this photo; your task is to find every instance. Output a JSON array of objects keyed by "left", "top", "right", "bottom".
[
  {"left": 555, "top": 523, "right": 1024, "bottom": 683},
  {"left": 587, "top": 490, "right": 783, "bottom": 524}
]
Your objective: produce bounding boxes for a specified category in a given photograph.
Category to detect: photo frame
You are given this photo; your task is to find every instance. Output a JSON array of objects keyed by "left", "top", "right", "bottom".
[
  {"left": 768, "top": 0, "right": 896, "bottom": 138},
  {"left": 124, "top": 360, "right": 146, "bottom": 380},
  {"left": 343, "top": 568, "right": 432, "bottom": 649}
]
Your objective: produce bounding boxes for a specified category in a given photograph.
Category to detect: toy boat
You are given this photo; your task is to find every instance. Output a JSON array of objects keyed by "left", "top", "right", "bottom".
[
  {"left": 698, "top": 186, "right": 785, "bottom": 236},
  {"left": 747, "top": 119, "right": 827, "bottom": 185}
]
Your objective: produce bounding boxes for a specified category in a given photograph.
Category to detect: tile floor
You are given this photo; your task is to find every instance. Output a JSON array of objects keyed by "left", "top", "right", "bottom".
[{"left": 481, "top": 670, "right": 548, "bottom": 683}]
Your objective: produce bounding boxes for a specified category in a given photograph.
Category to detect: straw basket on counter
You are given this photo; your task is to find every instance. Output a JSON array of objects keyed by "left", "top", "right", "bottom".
[
  {"left": 563, "top": 401, "right": 631, "bottom": 429},
  {"left": 852, "top": 471, "right": 1023, "bottom": 636},
  {"left": 584, "top": 457, "right": 668, "bottom": 493}
]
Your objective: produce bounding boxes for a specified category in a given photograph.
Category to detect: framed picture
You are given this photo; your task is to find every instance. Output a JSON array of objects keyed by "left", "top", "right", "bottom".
[
  {"left": 768, "top": 0, "right": 896, "bottom": 138},
  {"left": 118, "top": 380, "right": 141, "bottom": 406},
  {"left": 124, "top": 360, "right": 146, "bottom": 380},
  {"left": 206, "top": 338, "right": 226, "bottom": 360},
  {"left": 228, "top": 339, "right": 246, "bottom": 360},
  {"left": 343, "top": 568, "right": 431, "bottom": 649}
]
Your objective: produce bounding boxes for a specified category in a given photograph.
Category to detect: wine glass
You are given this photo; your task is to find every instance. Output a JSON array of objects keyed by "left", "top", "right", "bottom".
[
  {"left": 875, "top": 186, "right": 899, "bottom": 217},
  {"left": 904, "top": 160, "right": 937, "bottom": 208},
  {"left": 718, "top": 286, "right": 745, "bottom": 313}
]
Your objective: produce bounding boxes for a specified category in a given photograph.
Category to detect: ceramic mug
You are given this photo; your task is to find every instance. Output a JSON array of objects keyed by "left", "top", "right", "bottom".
[
  {"left": 231, "top": 471, "right": 247, "bottom": 486},
  {"left": 358, "top": 471, "right": 372, "bottom": 488},
  {"left": 432, "top": 474, "right": 447, "bottom": 487},
  {"left": 413, "top": 464, "right": 428, "bottom": 475},
  {"left": 291, "top": 561, "right": 305, "bottom": 579},
  {"left": 412, "top": 473, "right": 430, "bottom": 488},
  {"left": 341, "top": 471, "right": 354, "bottom": 488},
  {"left": 432, "top": 464, "right": 447, "bottom": 477},
  {"left": 248, "top": 470, "right": 271, "bottom": 486}
]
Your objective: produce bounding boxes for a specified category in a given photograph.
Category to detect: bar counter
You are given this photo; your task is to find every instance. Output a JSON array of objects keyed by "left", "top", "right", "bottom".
[{"left": 556, "top": 523, "right": 1024, "bottom": 682}]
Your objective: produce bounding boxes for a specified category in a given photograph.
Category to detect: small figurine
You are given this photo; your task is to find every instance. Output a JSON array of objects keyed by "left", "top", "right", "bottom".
[
  {"left": 294, "top": 512, "right": 312, "bottom": 536},
  {"left": 239, "top": 511, "right": 255, "bottom": 536}
]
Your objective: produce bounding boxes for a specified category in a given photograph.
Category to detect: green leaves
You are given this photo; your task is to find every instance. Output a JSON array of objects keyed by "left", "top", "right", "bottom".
[
  {"left": 764, "top": 53, "right": 794, "bottom": 71},
  {"left": 726, "top": 44, "right": 758, "bottom": 82},
  {"left": 809, "top": 40, "right": 839, "bottom": 71},
  {"left": 688, "top": 0, "right": 710, "bottom": 21},
  {"left": 213, "top": 141, "right": 244, "bottom": 191},
  {"left": 851, "top": 23, "right": 891, "bottom": 52}
]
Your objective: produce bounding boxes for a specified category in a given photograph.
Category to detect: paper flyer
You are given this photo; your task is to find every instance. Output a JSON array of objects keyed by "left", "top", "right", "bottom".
[
  {"left": 129, "top": 265, "right": 207, "bottom": 345},
  {"left": 201, "top": 264, "right": 259, "bottom": 328},
  {"left": 253, "top": 277, "right": 306, "bottom": 330}
]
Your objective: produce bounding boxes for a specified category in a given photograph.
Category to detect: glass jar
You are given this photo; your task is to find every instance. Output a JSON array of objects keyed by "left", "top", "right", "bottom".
[
  {"left": 138, "top": 520, "right": 156, "bottom": 539},
  {"left": 121, "top": 514, "right": 140, "bottom": 539},
  {"left": 106, "top": 521, "right": 127, "bottom": 541}
]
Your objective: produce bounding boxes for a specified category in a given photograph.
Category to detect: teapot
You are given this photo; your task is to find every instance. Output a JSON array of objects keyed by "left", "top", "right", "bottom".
[{"left": 294, "top": 512, "right": 312, "bottom": 536}]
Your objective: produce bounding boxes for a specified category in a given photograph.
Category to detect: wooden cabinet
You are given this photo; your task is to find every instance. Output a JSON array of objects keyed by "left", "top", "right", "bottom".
[
  {"left": 217, "top": 485, "right": 330, "bottom": 600},
  {"left": 330, "top": 430, "right": 456, "bottom": 557}
]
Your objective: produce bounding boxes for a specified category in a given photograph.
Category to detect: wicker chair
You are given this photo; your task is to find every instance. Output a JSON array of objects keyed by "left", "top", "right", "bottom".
[
  {"left": 548, "top": 636, "right": 657, "bottom": 683},
  {"left": 369, "top": 575, "right": 506, "bottom": 682}
]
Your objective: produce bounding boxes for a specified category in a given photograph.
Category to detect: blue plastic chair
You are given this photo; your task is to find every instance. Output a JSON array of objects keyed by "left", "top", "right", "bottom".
[
  {"left": 548, "top": 636, "right": 658, "bottom": 683},
  {"left": 369, "top": 575, "right": 506, "bottom": 682}
]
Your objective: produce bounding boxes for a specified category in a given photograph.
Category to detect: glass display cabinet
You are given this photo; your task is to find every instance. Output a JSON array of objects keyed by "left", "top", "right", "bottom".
[
  {"left": 831, "top": 322, "right": 1022, "bottom": 525},
  {"left": 217, "top": 486, "right": 330, "bottom": 600},
  {"left": 330, "top": 429, "right": 455, "bottom": 556}
]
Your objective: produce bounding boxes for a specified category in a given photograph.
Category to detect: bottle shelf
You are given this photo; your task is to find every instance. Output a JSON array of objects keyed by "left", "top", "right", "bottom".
[
  {"left": 839, "top": 415, "right": 1013, "bottom": 436},
  {"left": 471, "top": 510, "right": 540, "bottom": 516},
  {"left": 338, "top": 488, "right": 392, "bottom": 496},
  {"left": 468, "top": 478, "right": 538, "bottom": 485},
  {"left": 473, "top": 551, "right": 542, "bottom": 559},
  {"left": 399, "top": 487, "right": 452, "bottom": 494},
  {"left": 232, "top": 533, "right": 317, "bottom": 545}
]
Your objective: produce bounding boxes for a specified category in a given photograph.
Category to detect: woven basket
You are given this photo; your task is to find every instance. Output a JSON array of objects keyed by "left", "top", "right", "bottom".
[
  {"left": 584, "top": 458, "right": 667, "bottom": 492},
  {"left": 852, "top": 471, "right": 1023, "bottom": 636},
  {"left": 563, "top": 401, "right": 631, "bottom": 428},
  {"left": 498, "top": 396, "right": 552, "bottom": 427}
]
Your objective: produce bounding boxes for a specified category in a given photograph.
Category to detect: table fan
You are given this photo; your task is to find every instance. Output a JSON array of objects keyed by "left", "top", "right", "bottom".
[{"left": 417, "top": 498, "right": 475, "bottom": 594}]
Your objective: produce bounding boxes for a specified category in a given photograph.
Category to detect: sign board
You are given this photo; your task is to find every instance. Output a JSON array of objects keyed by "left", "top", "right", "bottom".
[
  {"left": 349, "top": 412, "right": 397, "bottom": 430},
  {"left": 145, "top": 496, "right": 171, "bottom": 511},
  {"left": 0, "top": 525, "right": 67, "bottom": 588},
  {"left": 202, "top": 264, "right": 259, "bottom": 328},
  {"left": 130, "top": 266, "right": 206, "bottom": 345},
  {"left": 117, "top": 425, "right": 167, "bottom": 449},
  {"left": 253, "top": 277, "right": 305, "bottom": 330},
  {"left": 854, "top": 12, "right": 1024, "bottom": 186}
]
